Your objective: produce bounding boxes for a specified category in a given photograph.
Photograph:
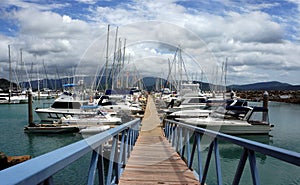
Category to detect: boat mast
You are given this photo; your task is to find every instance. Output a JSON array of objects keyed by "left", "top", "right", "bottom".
[
  {"left": 224, "top": 57, "right": 228, "bottom": 89},
  {"left": 8, "top": 45, "right": 12, "bottom": 103},
  {"left": 178, "top": 47, "right": 183, "bottom": 93},
  {"left": 111, "top": 26, "right": 119, "bottom": 90},
  {"left": 121, "top": 38, "right": 126, "bottom": 88},
  {"left": 105, "top": 24, "right": 110, "bottom": 91}
]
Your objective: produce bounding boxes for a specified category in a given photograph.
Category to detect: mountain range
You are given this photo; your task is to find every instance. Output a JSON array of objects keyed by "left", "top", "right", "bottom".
[
  {"left": 227, "top": 81, "right": 300, "bottom": 91},
  {"left": 143, "top": 77, "right": 300, "bottom": 91},
  {"left": 0, "top": 77, "right": 299, "bottom": 92}
]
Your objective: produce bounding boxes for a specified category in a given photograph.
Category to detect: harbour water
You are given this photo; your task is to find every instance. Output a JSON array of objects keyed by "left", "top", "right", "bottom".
[{"left": 0, "top": 100, "right": 299, "bottom": 184}]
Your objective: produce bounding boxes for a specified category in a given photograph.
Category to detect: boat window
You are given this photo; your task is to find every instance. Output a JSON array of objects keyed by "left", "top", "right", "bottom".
[
  {"left": 51, "top": 102, "right": 81, "bottom": 109},
  {"left": 248, "top": 111, "right": 268, "bottom": 123},
  {"left": 188, "top": 98, "right": 206, "bottom": 103}
]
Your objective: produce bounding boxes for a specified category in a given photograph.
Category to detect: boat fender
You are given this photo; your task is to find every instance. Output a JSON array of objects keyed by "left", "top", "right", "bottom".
[{"left": 89, "top": 96, "right": 93, "bottom": 103}]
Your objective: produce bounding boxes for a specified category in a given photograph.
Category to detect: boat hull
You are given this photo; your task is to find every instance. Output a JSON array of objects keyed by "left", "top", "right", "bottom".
[
  {"left": 35, "top": 108, "right": 97, "bottom": 122},
  {"left": 177, "top": 118, "right": 272, "bottom": 135},
  {"left": 24, "top": 124, "right": 79, "bottom": 133}
]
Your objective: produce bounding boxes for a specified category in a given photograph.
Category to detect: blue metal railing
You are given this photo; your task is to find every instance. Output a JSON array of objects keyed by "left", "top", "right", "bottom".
[
  {"left": 164, "top": 119, "right": 300, "bottom": 185},
  {"left": 0, "top": 119, "right": 140, "bottom": 185}
]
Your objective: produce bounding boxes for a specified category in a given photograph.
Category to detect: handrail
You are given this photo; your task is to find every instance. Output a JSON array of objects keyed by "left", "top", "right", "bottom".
[
  {"left": 164, "top": 119, "right": 300, "bottom": 185},
  {"left": 0, "top": 119, "right": 141, "bottom": 185}
]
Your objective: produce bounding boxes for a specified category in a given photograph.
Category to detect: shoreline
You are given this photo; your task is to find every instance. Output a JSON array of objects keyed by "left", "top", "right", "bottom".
[{"left": 236, "top": 90, "right": 300, "bottom": 104}]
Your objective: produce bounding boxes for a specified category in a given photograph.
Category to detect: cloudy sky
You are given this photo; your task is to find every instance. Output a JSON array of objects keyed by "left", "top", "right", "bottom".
[{"left": 0, "top": 0, "right": 300, "bottom": 87}]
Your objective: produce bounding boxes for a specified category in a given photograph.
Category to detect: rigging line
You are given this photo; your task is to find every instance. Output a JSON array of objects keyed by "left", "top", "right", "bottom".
[
  {"left": 164, "top": 48, "right": 179, "bottom": 89},
  {"left": 96, "top": 65, "right": 106, "bottom": 91},
  {"left": 180, "top": 51, "right": 190, "bottom": 82}
]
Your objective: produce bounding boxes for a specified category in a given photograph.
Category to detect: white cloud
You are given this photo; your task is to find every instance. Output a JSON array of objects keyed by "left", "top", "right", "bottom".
[{"left": 0, "top": 0, "right": 299, "bottom": 86}]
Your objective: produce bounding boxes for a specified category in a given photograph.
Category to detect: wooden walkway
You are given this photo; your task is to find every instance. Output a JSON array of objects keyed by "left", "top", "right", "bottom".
[{"left": 119, "top": 96, "right": 200, "bottom": 184}]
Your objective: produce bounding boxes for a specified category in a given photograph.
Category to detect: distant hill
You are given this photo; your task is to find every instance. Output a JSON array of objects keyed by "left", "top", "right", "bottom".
[
  {"left": 1, "top": 77, "right": 299, "bottom": 92},
  {"left": 0, "top": 78, "right": 17, "bottom": 92},
  {"left": 228, "top": 81, "right": 300, "bottom": 91},
  {"left": 143, "top": 77, "right": 219, "bottom": 91},
  {"left": 143, "top": 78, "right": 300, "bottom": 91}
]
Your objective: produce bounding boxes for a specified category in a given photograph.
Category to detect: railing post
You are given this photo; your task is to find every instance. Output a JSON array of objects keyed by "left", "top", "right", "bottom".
[
  {"left": 179, "top": 126, "right": 183, "bottom": 156},
  {"left": 248, "top": 150, "right": 260, "bottom": 185},
  {"left": 214, "top": 139, "right": 222, "bottom": 185},
  {"left": 106, "top": 136, "right": 118, "bottom": 185},
  {"left": 124, "top": 128, "right": 130, "bottom": 164},
  {"left": 97, "top": 145, "right": 105, "bottom": 185},
  {"left": 165, "top": 121, "right": 169, "bottom": 138},
  {"left": 202, "top": 141, "right": 214, "bottom": 185},
  {"left": 171, "top": 124, "right": 177, "bottom": 147},
  {"left": 196, "top": 133, "right": 203, "bottom": 181},
  {"left": 168, "top": 122, "right": 173, "bottom": 141},
  {"left": 189, "top": 133, "right": 197, "bottom": 169},
  {"left": 116, "top": 131, "right": 126, "bottom": 183},
  {"left": 232, "top": 148, "right": 248, "bottom": 185},
  {"left": 87, "top": 147, "right": 101, "bottom": 185},
  {"left": 186, "top": 130, "right": 191, "bottom": 165},
  {"left": 128, "top": 129, "right": 133, "bottom": 157}
]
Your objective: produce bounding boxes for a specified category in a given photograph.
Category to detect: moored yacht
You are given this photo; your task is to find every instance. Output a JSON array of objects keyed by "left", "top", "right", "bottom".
[
  {"left": 176, "top": 105, "right": 273, "bottom": 134},
  {"left": 35, "top": 92, "right": 97, "bottom": 122}
]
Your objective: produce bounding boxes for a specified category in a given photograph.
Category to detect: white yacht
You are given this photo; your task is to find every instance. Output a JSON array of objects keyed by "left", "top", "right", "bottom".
[
  {"left": 35, "top": 92, "right": 97, "bottom": 122},
  {"left": 96, "top": 95, "right": 144, "bottom": 115},
  {"left": 176, "top": 106, "right": 273, "bottom": 134},
  {"left": 59, "top": 109, "right": 122, "bottom": 125}
]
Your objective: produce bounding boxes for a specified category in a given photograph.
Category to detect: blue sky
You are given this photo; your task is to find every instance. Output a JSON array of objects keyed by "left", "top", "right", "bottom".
[{"left": 0, "top": 0, "right": 300, "bottom": 86}]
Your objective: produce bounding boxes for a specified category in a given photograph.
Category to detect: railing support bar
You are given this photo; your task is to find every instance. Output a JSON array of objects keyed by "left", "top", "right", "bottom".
[
  {"left": 248, "top": 150, "right": 260, "bottom": 185},
  {"left": 116, "top": 131, "right": 126, "bottom": 183},
  {"left": 106, "top": 136, "right": 117, "bottom": 185},
  {"left": 197, "top": 134, "right": 203, "bottom": 181},
  {"left": 189, "top": 133, "right": 197, "bottom": 169},
  {"left": 180, "top": 127, "right": 183, "bottom": 157},
  {"left": 214, "top": 139, "right": 223, "bottom": 185},
  {"left": 201, "top": 141, "right": 214, "bottom": 185},
  {"left": 87, "top": 148, "right": 100, "bottom": 185},
  {"left": 97, "top": 145, "right": 105, "bottom": 185},
  {"left": 186, "top": 130, "right": 191, "bottom": 165},
  {"left": 232, "top": 148, "right": 248, "bottom": 185}
]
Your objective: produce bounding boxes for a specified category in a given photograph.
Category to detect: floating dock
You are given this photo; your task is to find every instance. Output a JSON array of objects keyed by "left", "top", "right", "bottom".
[{"left": 119, "top": 96, "right": 200, "bottom": 184}]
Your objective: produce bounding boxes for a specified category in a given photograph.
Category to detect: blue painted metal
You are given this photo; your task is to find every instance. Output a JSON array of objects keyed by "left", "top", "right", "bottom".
[
  {"left": 196, "top": 133, "right": 203, "bottom": 180},
  {"left": 213, "top": 139, "right": 223, "bottom": 185},
  {"left": 186, "top": 130, "right": 191, "bottom": 165},
  {"left": 106, "top": 136, "right": 118, "bottom": 185},
  {"left": 164, "top": 119, "right": 300, "bottom": 185},
  {"left": 179, "top": 127, "right": 183, "bottom": 156},
  {"left": 248, "top": 150, "right": 260, "bottom": 185},
  {"left": 202, "top": 141, "right": 214, "bottom": 185},
  {"left": 87, "top": 147, "right": 100, "bottom": 185},
  {"left": 232, "top": 148, "right": 248, "bottom": 185},
  {"left": 0, "top": 119, "right": 140, "bottom": 185}
]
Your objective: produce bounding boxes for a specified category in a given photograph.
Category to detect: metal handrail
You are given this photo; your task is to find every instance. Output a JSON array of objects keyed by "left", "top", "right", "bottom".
[
  {"left": 0, "top": 119, "right": 141, "bottom": 185},
  {"left": 164, "top": 119, "right": 300, "bottom": 185}
]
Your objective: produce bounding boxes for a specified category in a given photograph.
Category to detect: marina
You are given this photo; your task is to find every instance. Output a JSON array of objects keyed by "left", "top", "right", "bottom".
[
  {"left": 0, "top": 95, "right": 299, "bottom": 184},
  {"left": 1, "top": 1, "right": 300, "bottom": 184}
]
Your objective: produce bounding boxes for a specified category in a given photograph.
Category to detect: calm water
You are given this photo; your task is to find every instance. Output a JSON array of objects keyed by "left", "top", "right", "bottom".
[{"left": 0, "top": 100, "right": 299, "bottom": 184}]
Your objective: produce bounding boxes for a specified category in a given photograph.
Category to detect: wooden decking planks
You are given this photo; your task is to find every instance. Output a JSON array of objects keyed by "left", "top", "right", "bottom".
[{"left": 119, "top": 96, "right": 200, "bottom": 184}]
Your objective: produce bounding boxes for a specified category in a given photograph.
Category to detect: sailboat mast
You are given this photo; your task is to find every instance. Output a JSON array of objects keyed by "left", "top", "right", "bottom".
[
  {"left": 179, "top": 47, "right": 183, "bottom": 93},
  {"left": 224, "top": 57, "right": 228, "bottom": 88},
  {"left": 105, "top": 24, "right": 110, "bottom": 91},
  {"left": 8, "top": 45, "right": 12, "bottom": 103},
  {"left": 121, "top": 38, "right": 126, "bottom": 88}
]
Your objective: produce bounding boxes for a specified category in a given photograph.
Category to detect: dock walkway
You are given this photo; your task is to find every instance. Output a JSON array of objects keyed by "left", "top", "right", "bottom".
[{"left": 119, "top": 96, "right": 200, "bottom": 184}]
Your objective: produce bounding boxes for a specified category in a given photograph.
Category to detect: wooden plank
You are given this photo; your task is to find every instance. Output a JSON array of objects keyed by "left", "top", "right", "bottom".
[{"left": 119, "top": 96, "right": 200, "bottom": 184}]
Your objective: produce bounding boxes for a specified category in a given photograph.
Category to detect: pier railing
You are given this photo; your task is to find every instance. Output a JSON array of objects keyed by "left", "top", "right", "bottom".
[
  {"left": 164, "top": 119, "right": 300, "bottom": 185},
  {"left": 0, "top": 119, "right": 140, "bottom": 185}
]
